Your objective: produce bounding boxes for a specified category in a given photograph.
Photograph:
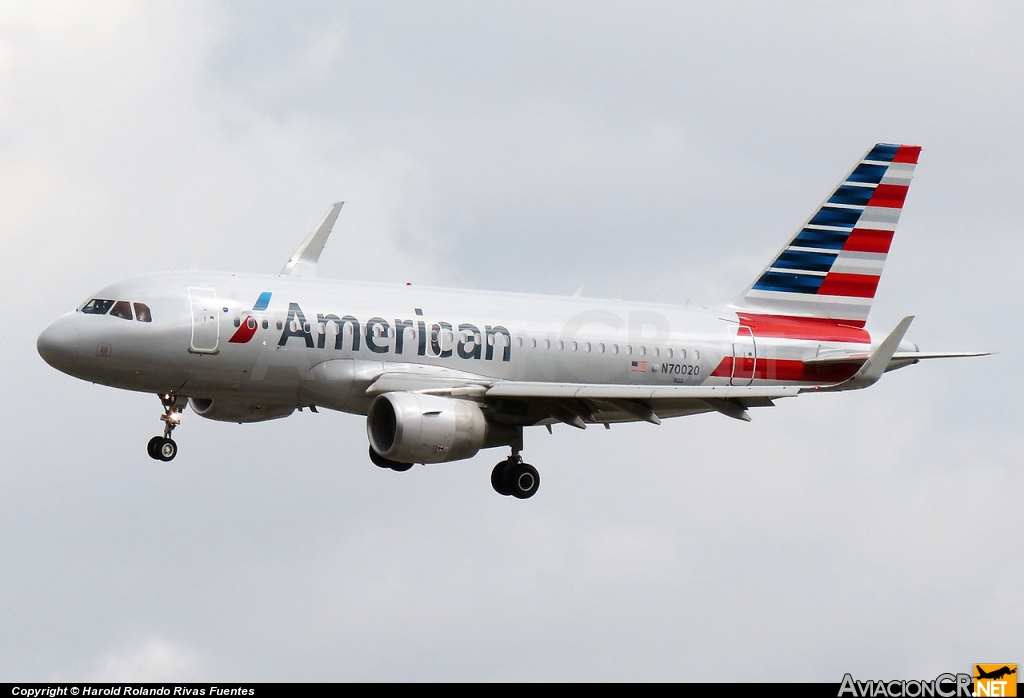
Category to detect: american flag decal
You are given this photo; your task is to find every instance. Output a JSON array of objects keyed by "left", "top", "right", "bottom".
[{"left": 631, "top": 361, "right": 648, "bottom": 372}]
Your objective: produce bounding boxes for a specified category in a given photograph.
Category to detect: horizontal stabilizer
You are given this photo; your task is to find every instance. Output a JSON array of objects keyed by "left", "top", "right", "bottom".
[
  {"left": 810, "top": 316, "right": 913, "bottom": 391},
  {"left": 804, "top": 350, "right": 992, "bottom": 365},
  {"left": 281, "top": 202, "right": 344, "bottom": 277}
]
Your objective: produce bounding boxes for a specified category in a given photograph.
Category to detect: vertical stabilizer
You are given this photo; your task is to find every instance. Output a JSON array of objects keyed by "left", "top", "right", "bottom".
[{"left": 730, "top": 144, "right": 920, "bottom": 327}]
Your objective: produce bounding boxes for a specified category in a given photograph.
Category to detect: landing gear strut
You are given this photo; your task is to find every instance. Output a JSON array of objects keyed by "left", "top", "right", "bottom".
[
  {"left": 148, "top": 393, "right": 184, "bottom": 462},
  {"left": 491, "top": 453, "right": 540, "bottom": 499}
]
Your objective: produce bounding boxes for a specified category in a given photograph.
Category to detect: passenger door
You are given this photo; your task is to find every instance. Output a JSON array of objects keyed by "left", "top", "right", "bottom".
[
  {"left": 730, "top": 325, "right": 756, "bottom": 386},
  {"left": 188, "top": 287, "right": 220, "bottom": 354}
]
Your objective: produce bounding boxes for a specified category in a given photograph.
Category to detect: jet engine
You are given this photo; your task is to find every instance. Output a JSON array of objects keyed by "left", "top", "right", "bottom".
[
  {"left": 367, "top": 392, "right": 508, "bottom": 464},
  {"left": 188, "top": 397, "right": 295, "bottom": 423}
]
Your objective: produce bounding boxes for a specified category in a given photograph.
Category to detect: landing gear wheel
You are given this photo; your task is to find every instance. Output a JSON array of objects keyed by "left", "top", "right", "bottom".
[
  {"left": 368, "top": 446, "right": 414, "bottom": 472},
  {"left": 150, "top": 393, "right": 185, "bottom": 462},
  {"left": 507, "top": 462, "right": 540, "bottom": 499},
  {"left": 156, "top": 438, "right": 177, "bottom": 462},
  {"left": 491, "top": 460, "right": 513, "bottom": 496}
]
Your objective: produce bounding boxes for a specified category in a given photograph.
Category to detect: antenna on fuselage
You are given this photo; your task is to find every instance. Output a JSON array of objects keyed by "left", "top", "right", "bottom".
[{"left": 280, "top": 201, "right": 344, "bottom": 277}]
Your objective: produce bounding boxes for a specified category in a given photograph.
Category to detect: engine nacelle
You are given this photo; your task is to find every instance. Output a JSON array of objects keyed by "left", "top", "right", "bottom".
[
  {"left": 188, "top": 398, "right": 295, "bottom": 423},
  {"left": 367, "top": 392, "right": 498, "bottom": 464}
]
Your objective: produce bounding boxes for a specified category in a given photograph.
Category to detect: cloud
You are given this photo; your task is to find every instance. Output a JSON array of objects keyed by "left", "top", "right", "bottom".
[
  {"left": 85, "top": 639, "right": 201, "bottom": 682},
  {"left": 1, "top": 0, "right": 1021, "bottom": 682}
]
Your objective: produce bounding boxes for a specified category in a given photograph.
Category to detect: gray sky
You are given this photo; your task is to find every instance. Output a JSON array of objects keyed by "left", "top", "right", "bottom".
[{"left": 1, "top": 0, "right": 1020, "bottom": 681}]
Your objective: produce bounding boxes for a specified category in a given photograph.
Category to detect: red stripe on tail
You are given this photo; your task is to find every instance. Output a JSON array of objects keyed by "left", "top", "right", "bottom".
[
  {"left": 892, "top": 145, "right": 921, "bottom": 164},
  {"left": 843, "top": 228, "right": 894, "bottom": 254},
  {"left": 817, "top": 273, "right": 880, "bottom": 298}
]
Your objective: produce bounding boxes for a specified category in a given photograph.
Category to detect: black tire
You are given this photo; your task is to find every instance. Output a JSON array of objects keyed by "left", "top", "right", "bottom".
[
  {"left": 368, "top": 446, "right": 413, "bottom": 472},
  {"left": 491, "top": 460, "right": 513, "bottom": 496},
  {"left": 508, "top": 462, "right": 540, "bottom": 499},
  {"left": 147, "top": 436, "right": 163, "bottom": 460},
  {"left": 157, "top": 438, "right": 177, "bottom": 462}
]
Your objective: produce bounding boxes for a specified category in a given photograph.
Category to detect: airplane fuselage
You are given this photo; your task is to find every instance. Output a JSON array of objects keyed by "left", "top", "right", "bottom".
[{"left": 38, "top": 270, "right": 886, "bottom": 425}]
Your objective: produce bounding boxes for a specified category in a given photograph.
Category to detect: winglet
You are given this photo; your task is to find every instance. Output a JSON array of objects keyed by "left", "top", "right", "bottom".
[
  {"left": 280, "top": 202, "right": 344, "bottom": 277},
  {"left": 813, "top": 316, "right": 914, "bottom": 392}
]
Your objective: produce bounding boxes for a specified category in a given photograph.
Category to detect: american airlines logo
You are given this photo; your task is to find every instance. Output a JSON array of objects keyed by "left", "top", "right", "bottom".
[{"left": 272, "top": 302, "right": 512, "bottom": 362}]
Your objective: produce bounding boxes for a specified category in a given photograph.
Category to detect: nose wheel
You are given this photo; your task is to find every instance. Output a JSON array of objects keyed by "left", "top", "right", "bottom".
[{"left": 148, "top": 393, "right": 185, "bottom": 461}]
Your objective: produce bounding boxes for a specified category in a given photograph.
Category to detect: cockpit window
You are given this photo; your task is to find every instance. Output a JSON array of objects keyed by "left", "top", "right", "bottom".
[
  {"left": 81, "top": 299, "right": 115, "bottom": 315},
  {"left": 109, "top": 301, "right": 133, "bottom": 320},
  {"left": 134, "top": 303, "right": 152, "bottom": 322}
]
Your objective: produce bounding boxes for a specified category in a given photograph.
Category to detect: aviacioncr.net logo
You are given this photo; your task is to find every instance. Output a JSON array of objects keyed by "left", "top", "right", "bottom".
[{"left": 839, "top": 673, "right": 973, "bottom": 698}]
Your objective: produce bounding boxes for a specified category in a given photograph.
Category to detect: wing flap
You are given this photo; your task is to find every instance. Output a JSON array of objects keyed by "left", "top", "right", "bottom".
[{"left": 485, "top": 382, "right": 801, "bottom": 400}]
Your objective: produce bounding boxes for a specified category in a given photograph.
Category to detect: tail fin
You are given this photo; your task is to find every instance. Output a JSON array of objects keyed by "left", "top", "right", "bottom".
[{"left": 731, "top": 144, "right": 921, "bottom": 327}]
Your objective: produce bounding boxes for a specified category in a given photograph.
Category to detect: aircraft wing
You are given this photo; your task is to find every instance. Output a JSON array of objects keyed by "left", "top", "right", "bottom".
[{"left": 364, "top": 369, "right": 801, "bottom": 425}]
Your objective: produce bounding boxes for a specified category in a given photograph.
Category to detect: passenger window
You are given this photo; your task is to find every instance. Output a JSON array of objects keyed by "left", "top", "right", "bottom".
[
  {"left": 597, "top": 343, "right": 605, "bottom": 353},
  {"left": 247, "top": 317, "right": 258, "bottom": 330},
  {"left": 277, "top": 320, "right": 283, "bottom": 330},
  {"left": 109, "top": 301, "right": 133, "bottom": 320},
  {"left": 133, "top": 303, "right": 152, "bottom": 322},
  {"left": 233, "top": 318, "right": 241, "bottom": 328},
  {"left": 82, "top": 299, "right": 115, "bottom": 315},
  {"left": 262, "top": 319, "right": 269, "bottom": 330}
]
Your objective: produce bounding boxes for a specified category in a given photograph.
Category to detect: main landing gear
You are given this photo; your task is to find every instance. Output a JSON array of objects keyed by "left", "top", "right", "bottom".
[
  {"left": 147, "top": 393, "right": 185, "bottom": 462},
  {"left": 368, "top": 446, "right": 414, "bottom": 472},
  {"left": 491, "top": 454, "right": 540, "bottom": 499}
]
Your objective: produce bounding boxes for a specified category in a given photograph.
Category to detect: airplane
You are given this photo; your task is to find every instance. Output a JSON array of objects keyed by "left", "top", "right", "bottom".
[
  {"left": 975, "top": 666, "right": 1017, "bottom": 681},
  {"left": 37, "top": 143, "right": 988, "bottom": 499}
]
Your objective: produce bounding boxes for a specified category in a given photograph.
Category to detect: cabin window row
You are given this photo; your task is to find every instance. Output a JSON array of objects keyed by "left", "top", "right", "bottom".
[
  {"left": 513, "top": 336, "right": 699, "bottom": 360},
  {"left": 232, "top": 315, "right": 700, "bottom": 359}
]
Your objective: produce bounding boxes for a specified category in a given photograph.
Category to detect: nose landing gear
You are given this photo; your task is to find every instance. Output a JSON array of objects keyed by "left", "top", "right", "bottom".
[{"left": 147, "top": 394, "right": 185, "bottom": 461}]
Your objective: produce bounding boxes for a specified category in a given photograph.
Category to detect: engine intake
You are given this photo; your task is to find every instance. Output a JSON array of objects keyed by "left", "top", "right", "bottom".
[{"left": 367, "top": 392, "right": 501, "bottom": 464}]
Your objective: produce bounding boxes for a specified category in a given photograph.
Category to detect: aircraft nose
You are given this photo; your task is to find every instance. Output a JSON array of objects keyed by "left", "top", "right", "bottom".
[{"left": 37, "top": 315, "right": 83, "bottom": 371}]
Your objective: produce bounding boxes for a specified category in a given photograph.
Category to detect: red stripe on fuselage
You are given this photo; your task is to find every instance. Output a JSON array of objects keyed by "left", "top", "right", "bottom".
[
  {"left": 842, "top": 228, "right": 893, "bottom": 254},
  {"left": 229, "top": 316, "right": 259, "bottom": 343},
  {"left": 817, "top": 273, "right": 880, "bottom": 298},
  {"left": 710, "top": 357, "right": 860, "bottom": 384},
  {"left": 736, "top": 313, "right": 870, "bottom": 342}
]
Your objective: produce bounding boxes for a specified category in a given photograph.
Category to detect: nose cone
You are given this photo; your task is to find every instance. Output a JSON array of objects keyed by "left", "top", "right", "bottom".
[{"left": 37, "top": 315, "right": 83, "bottom": 373}]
